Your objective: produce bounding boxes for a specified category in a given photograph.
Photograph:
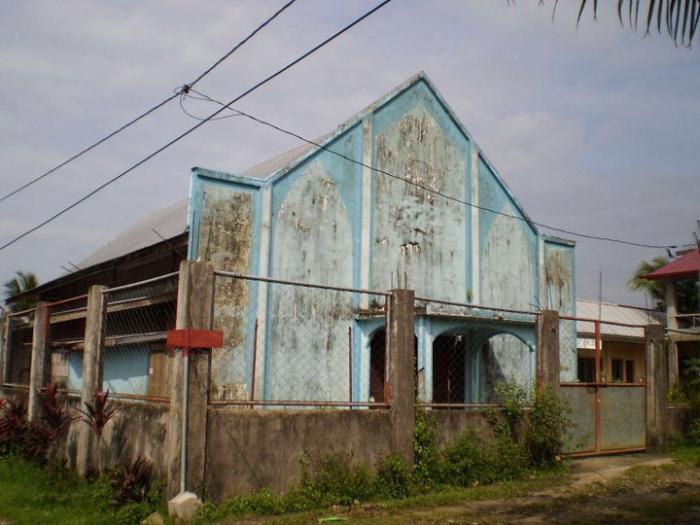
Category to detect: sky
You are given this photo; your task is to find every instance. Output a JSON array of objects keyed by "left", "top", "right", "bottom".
[{"left": 1, "top": 0, "right": 698, "bottom": 307}]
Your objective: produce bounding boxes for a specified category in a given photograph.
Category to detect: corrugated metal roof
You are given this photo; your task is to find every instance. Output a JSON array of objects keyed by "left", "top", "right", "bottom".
[
  {"left": 576, "top": 299, "right": 662, "bottom": 340},
  {"left": 644, "top": 249, "right": 700, "bottom": 281},
  {"left": 78, "top": 199, "right": 189, "bottom": 268}
]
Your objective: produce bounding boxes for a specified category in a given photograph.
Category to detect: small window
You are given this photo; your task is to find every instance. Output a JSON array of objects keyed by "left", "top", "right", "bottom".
[
  {"left": 611, "top": 359, "right": 624, "bottom": 382},
  {"left": 625, "top": 360, "right": 635, "bottom": 383},
  {"left": 578, "top": 357, "right": 595, "bottom": 383}
]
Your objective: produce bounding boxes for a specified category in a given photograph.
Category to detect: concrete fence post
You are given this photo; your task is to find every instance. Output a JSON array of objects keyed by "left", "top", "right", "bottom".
[
  {"left": 0, "top": 309, "right": 9, "bottom": 389},
  {"left": 165, "top": 261, "right": 215, "bottom": 502},
  {"left": 667, "top": 340, "right": 680, "bottom": 389},
  {"left": 535, "top": 310, "right": 560, "bottom": 394},
  {"left": 645, "top": 324, "right": 668, "bottom": 450},
  {"left": 77, "top": 285, "right": 107, "bottom": 477},
  {"left": 387, "top": 288, "right": 415, "bottom": 467},
  {"left": 27, "top": 301, "right": 49, "bottom": 421}
]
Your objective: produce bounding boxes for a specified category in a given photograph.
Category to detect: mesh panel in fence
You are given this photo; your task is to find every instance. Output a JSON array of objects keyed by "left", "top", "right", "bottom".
[
  {"left": 414, "top": 297, "right": 538, "bottom": 407},
  {"left": 210, "top": 273, "right": 388, "bottom": 407},
  {"left": 100, "top": 273, "right": 178, "bottom": 401},
  {"left": 46, "top": 295, "right": 87, "bottom": 393},
  {"left": 4, "top": 309, "right": 34, "bottom": 387}
]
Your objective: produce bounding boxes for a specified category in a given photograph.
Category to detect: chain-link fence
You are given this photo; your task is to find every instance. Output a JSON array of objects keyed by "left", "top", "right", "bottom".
[
  {"left": 3, "top": 308, "right": 35, "bottom": 388},
  {"left": 46, "top": 295, "right": 88, "bottom": 395},
  {"left": 98, "top": 273, "right": 178, "bottom": 402},
  {"left": 209, "top": 272, "right": 389, "bottom": 408},
  {"left": 414, "top": 296, "right": 539, "bottom": 408}
]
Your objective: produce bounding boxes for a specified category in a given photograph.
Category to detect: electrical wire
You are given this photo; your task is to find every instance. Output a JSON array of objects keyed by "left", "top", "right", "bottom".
[
  {"left": 0, "top": 0, "right": 393, "bottom": 254},
  {"left": 181, "top": 87, "right": 688, "bottom": 251},
  {"left": 0, "top": 0, "right": 298, "bottom": 205}
]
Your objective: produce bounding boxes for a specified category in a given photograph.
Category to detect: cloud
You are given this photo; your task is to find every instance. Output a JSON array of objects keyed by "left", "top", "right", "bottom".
[{"left": 0, "top": 0, "right": 697, "bottom": 306}]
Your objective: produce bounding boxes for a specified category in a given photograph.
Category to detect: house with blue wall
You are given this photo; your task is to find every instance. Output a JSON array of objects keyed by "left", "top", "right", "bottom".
[
  {"left": 6, "top": 72, "right": 576, "bottom": 405},
  {"left": 186, "top": 72, "right": 576, "bottom": 404}
]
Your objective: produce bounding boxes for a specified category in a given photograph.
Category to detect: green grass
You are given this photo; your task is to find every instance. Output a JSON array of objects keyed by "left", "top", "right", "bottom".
[
  {"left": 0, "top": 455, "right": 161, "bottom": 525},
  {"left": 193, "top": 467, "right": 570, "bottom": 525}
]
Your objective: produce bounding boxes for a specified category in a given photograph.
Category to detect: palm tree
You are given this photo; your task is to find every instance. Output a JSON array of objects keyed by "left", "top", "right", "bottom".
[
  {"left": 548, "top": 0, "right": 700, "bottom": 48},
  {"left": 628, "top": 256, "right": 668, "bottom": 309},
  {"left": 3, "top": 271, "right": 39, "bottom": 313}
]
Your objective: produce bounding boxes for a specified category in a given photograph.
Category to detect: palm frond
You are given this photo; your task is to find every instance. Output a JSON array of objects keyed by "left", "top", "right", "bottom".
[{"left": 546, "top": 0, "right": 700, "bottom": 47}]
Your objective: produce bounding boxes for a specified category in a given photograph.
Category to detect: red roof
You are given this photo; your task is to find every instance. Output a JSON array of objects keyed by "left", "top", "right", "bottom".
[{"left": 644, "top": 248, "right": 700, "bottom": 281}]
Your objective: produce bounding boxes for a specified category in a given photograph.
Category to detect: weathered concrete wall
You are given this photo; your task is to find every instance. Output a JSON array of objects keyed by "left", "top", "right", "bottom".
[
  {"left": 204, "top": 408, "right": 394, "bottom": 501},
  {"left": 193, "top": 180, "right": 256, "bottom": 400},
  {"left": 268, "top": 142, "right": 359, "bottom": 400},
  {"left": 427, "top": 409, "right": 494, "bottom": 448},
  {"left": 542, "top": 238, "right": 576, "bottom": 381},
  {"left": 667, "top": 404, "right": 690, "bottom": 439},
  {"left": 371, "top": 85, "right": 469, "bottom": 300},
  {"left": 63, "top": 398, "right": 168, "bottom": 477}
]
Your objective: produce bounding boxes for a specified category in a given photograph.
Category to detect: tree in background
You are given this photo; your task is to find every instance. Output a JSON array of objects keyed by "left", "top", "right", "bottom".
[
  {"left": 544, "top": 0, "right": 700, "bottom": 48},
  {"left": 628, "top": 256, "right": 668, "bottom": 309},
  {"left": 3, "top": 271, "right": 39, "bottom": 313},
  {"left": 629, "top": 256, "right": 699, "bottom": 313}
]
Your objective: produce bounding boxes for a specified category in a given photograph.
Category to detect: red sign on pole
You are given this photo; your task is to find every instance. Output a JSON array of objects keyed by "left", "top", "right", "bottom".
[{"left": 166, "top": 329, "right": 224, "bottom": 355}]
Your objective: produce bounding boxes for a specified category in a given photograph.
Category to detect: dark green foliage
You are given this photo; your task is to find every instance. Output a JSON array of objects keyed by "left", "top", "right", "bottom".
[
  {"left": 299, "top": 452, "right": 376, "bottom": 506},
  {"left": 375, "top": 453, "right": 411, "bottom": 499},
  {"left": 413, "top": 411, "right": 440, "bottom": 486},
  {"left": 3, "top": 271, "right": 39, "bottom": 312},
  {"left": 525, "top": 387, "right": 570, "bottom": 469}
]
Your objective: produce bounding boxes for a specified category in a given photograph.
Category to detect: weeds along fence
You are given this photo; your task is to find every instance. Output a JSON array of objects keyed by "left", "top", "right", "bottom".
[
  {"left": 2, "top": 307, "right": 35, "bottom": 390},
  {"left": 208, "top": 271, "right": 390, "bottom": 408},
  {"left": 100, "top": 273, "right": 178, "bottom": 403},
  {"left": 413, "top": 296, "right": 540, "bottom": 409}
]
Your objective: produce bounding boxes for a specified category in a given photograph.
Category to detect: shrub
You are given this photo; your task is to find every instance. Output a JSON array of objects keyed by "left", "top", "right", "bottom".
[
  {"left": 375, "top": 454, "right": 411, "bottom": 499},
  {"left": 441, "top": 429, "right": 486, "bottom": 486},
  {"left": 300, "top": 452, "right": 376, "bottom": 506},
  {"left": 525, "top": 386, "right": 569, "bottom": 469},
  {"left": 109, "top": 455, "right": 153, "bottom": 505},
  {"left": 413, "top": 411, "right": 440, "bottom": 487},
  {"left": 0, "top": 397, "right": 29, "bottom": 455}
]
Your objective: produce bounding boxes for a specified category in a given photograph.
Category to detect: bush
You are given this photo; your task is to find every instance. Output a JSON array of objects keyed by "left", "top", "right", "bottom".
[
  {"left": 525, "top": 386, "right": 569, "bottom": 469},
  {"left": 0, "top": 397, "right": 29, "bottom": 455},
  {"left": 413, "top": 411, "right": 440, "bottom": 487},
  {"left": 375, "top": 454, "right": 411, "bottom": 499}
]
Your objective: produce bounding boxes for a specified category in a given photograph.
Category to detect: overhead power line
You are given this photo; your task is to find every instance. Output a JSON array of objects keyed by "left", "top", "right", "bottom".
[
  {"left": 0, "top": 0, "right": 393, "bottom": 254},
  {"left": 0, "top": 0, "right": 298, "bottom": 205},
  {"left": 180, "top": 87, "right": 687, "bottom": 251}
]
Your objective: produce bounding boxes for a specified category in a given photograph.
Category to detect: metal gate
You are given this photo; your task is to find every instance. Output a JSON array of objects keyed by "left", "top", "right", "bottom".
[{"left": 561, "top": 318, "right": 647, "bottom": 456}]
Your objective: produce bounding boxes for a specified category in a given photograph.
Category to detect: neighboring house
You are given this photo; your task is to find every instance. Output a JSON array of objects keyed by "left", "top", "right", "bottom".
[
  {"left": 575, "top": 300, "right": 662, "bottom": 384},
  {"left": 4, "top": 73, "right": 577, "bottom": 404},
  {"left": 643, "top": 248, "right": 700, "bottom": 382}
]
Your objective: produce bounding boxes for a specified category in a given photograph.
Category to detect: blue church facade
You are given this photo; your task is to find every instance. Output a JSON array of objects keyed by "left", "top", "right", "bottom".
[{"left": 186, "top": 73, "right": 576, "bottom": 404}]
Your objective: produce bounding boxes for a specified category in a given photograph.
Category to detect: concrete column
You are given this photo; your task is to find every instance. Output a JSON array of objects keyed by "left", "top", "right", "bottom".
[
  {"left": 27, "top": 302, "right": 49, "bottom": 421},
  {"left": 645, "top": 324, "right": 668, "bottom": 450},
  {"left": 76, "top": 285, "right": 107, "bottom": 476},
  {"left": 387, "top": 288, "right": 415, "bottom": 467},
  {"left": 536, "top": 310, "right": 560, "bottom": 393},
  {"left": 165, "top": 261, "right": 215, "bottom": 500},
  {"left": 665, "top": 281, "right": 679, "bottom": 331},
  {"left": 667, "top": 340, "right": 680, "bottom": 388},
  {"left": 0, "top": 310, "right": 9, "bottom": 387}
]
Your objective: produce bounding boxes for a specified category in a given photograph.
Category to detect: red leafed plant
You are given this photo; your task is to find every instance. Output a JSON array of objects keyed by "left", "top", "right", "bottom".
[
  {"left": 38, "top": 383, "right": 77, "bottom": 444},
  {"left": 0, "top": 397, "right": 29, "bottom": 453},
  {"left": 110, "top": 455, "right": 154, "bottom": 504},
  {"left": 79, "top": 389, "right": 117, "bottom": 442}
]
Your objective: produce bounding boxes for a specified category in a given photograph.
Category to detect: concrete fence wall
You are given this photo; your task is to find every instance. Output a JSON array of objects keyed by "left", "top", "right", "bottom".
[{"left": 0, "top": 260, "right": 687, "bottom": 506}]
